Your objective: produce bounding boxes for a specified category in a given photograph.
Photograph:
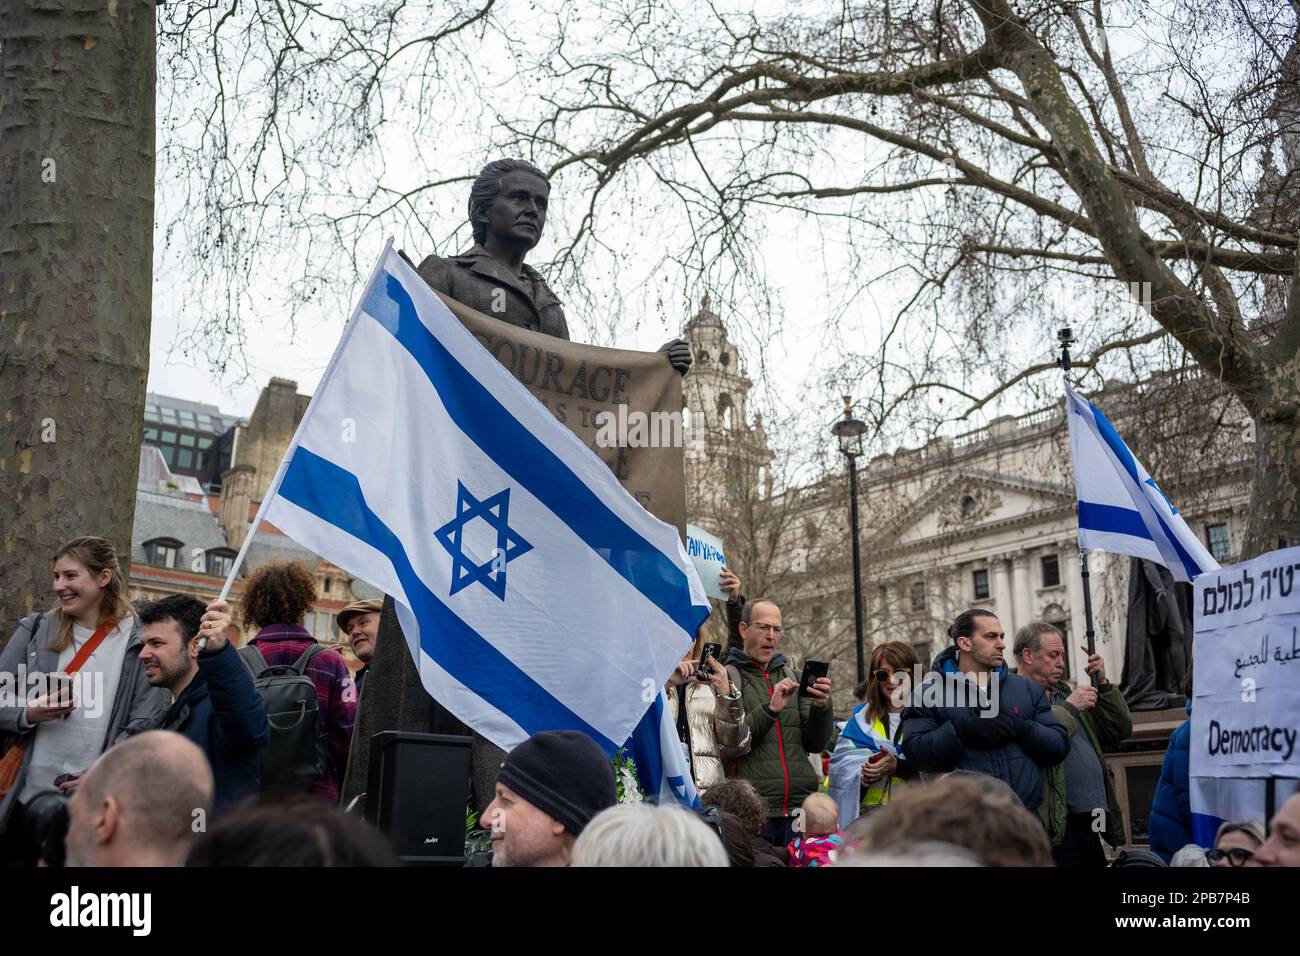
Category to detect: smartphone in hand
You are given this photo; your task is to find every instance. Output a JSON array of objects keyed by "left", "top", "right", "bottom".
[
  {"left": 697, "top": 643, "right": 722, "bottom": 681},
  {"left": 53, "top": 674, "right": 74, "bottom": 708},
  {"left": 798, "top": 660, "right": 829, "bottom": 695}
]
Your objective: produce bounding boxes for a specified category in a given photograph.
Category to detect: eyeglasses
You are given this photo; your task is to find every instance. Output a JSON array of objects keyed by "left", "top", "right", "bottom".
[
  {"left": 874, "top": 670, "right": 897, "bottom": 682},
  {"left": 1205, "top": 847, "right": 1255, "bottom": 867},
  {"left": 750, "top": 623, "right": 783, "bottom": 635}
]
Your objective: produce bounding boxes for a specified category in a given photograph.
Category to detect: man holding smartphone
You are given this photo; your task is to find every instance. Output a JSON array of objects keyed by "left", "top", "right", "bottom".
[{"left": 723, "top": 598, "right": 834, "bottom": 847}]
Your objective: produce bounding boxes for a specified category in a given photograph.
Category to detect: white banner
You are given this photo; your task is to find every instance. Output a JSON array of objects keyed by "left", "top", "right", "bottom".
[
  {"left": 685, "top": 524, "right": 728, "bottom": 601},
  {"left": 1191, "top": 546, "right": 1300, "bottom": 779}
]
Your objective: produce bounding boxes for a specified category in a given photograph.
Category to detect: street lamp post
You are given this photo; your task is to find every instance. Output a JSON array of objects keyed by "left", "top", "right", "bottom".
[{"left": 831, "top": 396, "right": 868, "bottom": 683}]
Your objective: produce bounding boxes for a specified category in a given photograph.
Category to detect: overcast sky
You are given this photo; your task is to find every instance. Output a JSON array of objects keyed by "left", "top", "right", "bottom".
[
  {"left": 142, "top": 0, "right": 1248, "bottom": 462},
  {"left": 142, "top": 0, "right": 970, "bottom": 447}
]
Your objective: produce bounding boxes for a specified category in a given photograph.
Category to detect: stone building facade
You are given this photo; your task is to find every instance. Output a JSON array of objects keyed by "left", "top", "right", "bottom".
[
  {"left": 228, "top": 377, "right": 313, "bottom": 502},
  {"left": 678, "top": 301, "right": 1253, "bottom": 708},
  {"left": 128, "top": 442, "right": 378, "bottom": 671}
]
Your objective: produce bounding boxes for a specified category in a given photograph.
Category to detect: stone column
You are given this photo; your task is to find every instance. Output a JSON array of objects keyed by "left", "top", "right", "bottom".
[
  {"left": 992, "top": 555, "right": 1013, "bottom": 630},
  {"left": 1062, "top": 541, "right": 1089, "bottom": 684},
  {"left": 1012, "top": 552, "right": 1033, "bottom": 635},
  {"left": 938, "top": 563, "right": 960, "bottom": 629},
  {"left": 872, "top": 579, "right": 890, "bottom": 636}
]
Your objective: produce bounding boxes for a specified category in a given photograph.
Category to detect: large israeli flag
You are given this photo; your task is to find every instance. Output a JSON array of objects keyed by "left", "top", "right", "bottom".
[
  {"left": 256, "top": 240, "right": 711, "bottom": 799},
  {"left": 1063, "top": 380, "right": 1218, "bottom": 583}
]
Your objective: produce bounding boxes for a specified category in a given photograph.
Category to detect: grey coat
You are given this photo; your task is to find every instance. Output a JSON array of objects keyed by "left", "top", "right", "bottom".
[
  {"left": 415, "top": 245, "right": 569, "bottom": 341},
  {"left": 0, "top": 612, "right": 169, "bottom": 832}
]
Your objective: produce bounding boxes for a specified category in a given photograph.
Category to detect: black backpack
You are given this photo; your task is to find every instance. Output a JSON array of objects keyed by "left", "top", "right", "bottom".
[{"left": 238, "top": 644, "right": 329, "bottom": 794}]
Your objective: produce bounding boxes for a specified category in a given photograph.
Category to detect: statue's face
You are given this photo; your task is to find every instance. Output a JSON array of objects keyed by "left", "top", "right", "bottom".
[{"left": 484, "top": 170, "right": 549, "bottom": 250}]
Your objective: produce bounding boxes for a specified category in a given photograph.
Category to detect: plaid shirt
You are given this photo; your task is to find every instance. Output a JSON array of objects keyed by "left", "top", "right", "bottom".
[{"left": 248, "top": 625, "right": 358, "bottom": 804}]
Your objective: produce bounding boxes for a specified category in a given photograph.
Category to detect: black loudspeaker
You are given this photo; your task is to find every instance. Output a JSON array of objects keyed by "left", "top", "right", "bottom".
[{"left": 364, "top": 731, "right": 473, "bottom": 865}]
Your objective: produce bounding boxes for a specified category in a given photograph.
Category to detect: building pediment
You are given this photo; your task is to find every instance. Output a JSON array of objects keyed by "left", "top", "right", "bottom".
[{"left": 875, "top": 470, "right": 1074, "bottom": 547}]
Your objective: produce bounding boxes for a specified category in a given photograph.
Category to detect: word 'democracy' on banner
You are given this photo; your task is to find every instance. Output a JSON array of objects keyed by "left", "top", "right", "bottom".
[
  {"left": 432, "top": 290, "right": 687, "bottom": 535},
  {"left": 1191, "top": 546, "right": 1300, "bottom": 779}
]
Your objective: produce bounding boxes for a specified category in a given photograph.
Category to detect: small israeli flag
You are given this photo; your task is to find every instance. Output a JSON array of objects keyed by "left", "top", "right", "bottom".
[{"left": 1063, "top": 379, "right": 1218, "bottom": 582}]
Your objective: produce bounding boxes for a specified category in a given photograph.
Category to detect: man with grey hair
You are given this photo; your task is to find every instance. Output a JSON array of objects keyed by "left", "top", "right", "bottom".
[
  {"left": 571, "top": 804, "right": 729, "bottom": 867},
  {"left": 64, "top": 730, "right": 213, "bottom": 867},
  {"left": 1013, "top": 621, "right": 1131, "bottom": 867}
]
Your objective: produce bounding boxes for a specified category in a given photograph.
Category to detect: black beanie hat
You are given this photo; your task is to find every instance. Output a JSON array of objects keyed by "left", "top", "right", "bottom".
[{"left": 496, "top": 731, "right": 617, "bottom": 836}]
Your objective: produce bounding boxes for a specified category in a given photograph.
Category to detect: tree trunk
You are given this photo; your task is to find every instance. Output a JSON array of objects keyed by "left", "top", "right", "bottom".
[
  {"left": 1241, "top": 388, "right": 1300, "bottom": 560},
  {"left": 0, "top": 1, "right": 155, "bottom": 642}
]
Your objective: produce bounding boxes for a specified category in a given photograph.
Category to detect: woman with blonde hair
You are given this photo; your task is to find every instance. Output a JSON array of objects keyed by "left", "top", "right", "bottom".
[
  {"left": 828, "top": 641, "right": 921, "bottom": 828},
  {"left": 0, "top": 536, "right": 168, "bottom": 860}
]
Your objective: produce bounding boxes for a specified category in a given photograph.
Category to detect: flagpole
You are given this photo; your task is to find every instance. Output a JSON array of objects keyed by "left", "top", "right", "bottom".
[
  {"left": 1077, "top": 549, "right": 1101, "bottom": 690},
  {"left": 1059, "top": 327, "right": 1102, "bottom": 691},
  {"left": 200, "top": 236, "right": 397, "bottom": 646}
]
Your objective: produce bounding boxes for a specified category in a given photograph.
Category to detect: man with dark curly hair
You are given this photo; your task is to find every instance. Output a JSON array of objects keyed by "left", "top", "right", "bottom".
[{"left": 238, "top": 560, "right": 357, "bottom": 803}]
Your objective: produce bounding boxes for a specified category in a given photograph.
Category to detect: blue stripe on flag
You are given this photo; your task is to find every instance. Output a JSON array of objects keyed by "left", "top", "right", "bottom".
[
  {"left": 1152, "top": 511, "right": 1204, "bottom": 579},
  {"left": 1081, "top": 403, "right": 1201, "bottom": 574},
  {"left": 362, "top": 271, "right": 705, "bottom": 637},
  {"left": 1080, "top": 502, "right": 1201, "bottom": 577},
  {"left": 628, "top": 695, "right": 665, "bottom": 800},
  {"left": 278, "top": 445, "right": 620, "bottom": 753},
  {"left": 1191, "top": 811, "right": 1225, "bottom": 849},
  {"left": 1078, "top": 501, "right": 1152, "bottom": 539},
  {"left": 625, "top": 693, "right": 699, "bottom": 808},
  {"left": 839, "top": 704, "right": 882, "bottom": 750},
  {"left": 1088, "top": 400, "right": 1142, "bottom": 484}
]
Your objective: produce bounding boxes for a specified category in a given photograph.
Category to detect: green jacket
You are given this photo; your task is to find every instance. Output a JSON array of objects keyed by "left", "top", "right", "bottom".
[
  {"left": 725, "top": 648, "right": 835, "bottom": 819},
  {"left": 1039, "top": 680, "right": 1132, "bottom": 847}
]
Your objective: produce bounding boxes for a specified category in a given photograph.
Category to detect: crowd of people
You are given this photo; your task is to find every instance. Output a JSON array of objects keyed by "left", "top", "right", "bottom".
[{"left": 0, "top": 534, "right": 1296, "bottom": 868}]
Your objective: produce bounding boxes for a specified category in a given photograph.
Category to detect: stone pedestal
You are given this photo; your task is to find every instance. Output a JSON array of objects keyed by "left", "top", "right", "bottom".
[{"left": 1104, "top": 704, "right": 1188, "bottom": 848}]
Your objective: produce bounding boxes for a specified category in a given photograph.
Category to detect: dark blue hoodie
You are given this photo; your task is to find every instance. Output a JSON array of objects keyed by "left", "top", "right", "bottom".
[
  {"left": 159, "top": 641, "right": 269, "bottom": 816},
  {"left": 900, "top": 645, "right": 1069, "bottom": 811}
]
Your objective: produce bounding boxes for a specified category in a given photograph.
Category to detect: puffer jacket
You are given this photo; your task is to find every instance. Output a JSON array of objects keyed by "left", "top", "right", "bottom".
[
  {"left": 156, "top": 641, "right": 269, "bottom": 817},
  {"left": 1148, "top": 702, "right": 1192, "bottom": 862},
  {"left": 724, "top": 647, "right": 835, "bottom": 820},
  {"left": 1040, "top": 679, "right": 1132, "bottom": 848},
  {"left": 0, "top": 611, "right": 169, "bottom": 832},
  {"left": 900, "top": 645, "right": 1068, "bottom": 812},
  {"left": 665, "top": 678, "right": 750, "bottom": 791}
]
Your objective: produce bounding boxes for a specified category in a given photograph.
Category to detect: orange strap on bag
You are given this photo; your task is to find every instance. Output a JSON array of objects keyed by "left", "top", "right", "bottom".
[
  {"left": 65, "top": 620, "right": 115, "bottom": 676},
  {"left": 0, "top": 618, "right": 115, "bottom": 800}
]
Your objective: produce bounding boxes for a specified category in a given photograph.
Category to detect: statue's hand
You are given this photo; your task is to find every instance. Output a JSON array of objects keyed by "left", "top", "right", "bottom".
[{"left": 658, "top": 338, "right": 692, "bottom": 376}]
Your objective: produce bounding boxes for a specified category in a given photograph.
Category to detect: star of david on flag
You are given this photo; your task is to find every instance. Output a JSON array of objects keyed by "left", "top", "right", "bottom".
[{"left": 434, "top": 482, "right": 533, "bottom": 600}]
